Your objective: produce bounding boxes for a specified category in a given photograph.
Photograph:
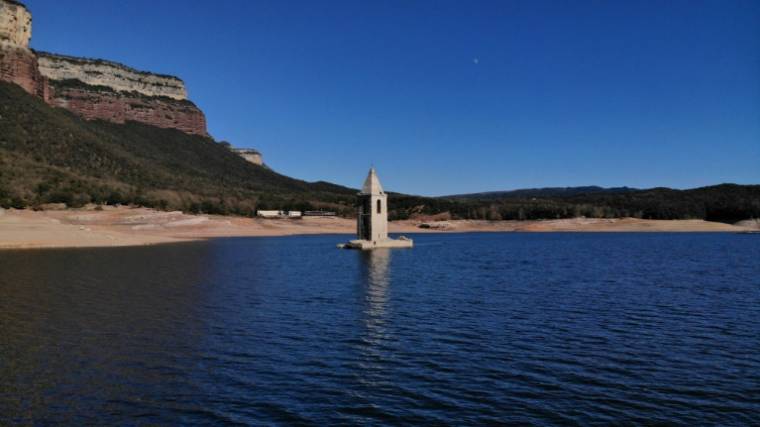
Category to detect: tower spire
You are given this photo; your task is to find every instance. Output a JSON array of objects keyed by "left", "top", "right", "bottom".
[{"left": 361, "top": 167, "right": 384, "bottom": 195}]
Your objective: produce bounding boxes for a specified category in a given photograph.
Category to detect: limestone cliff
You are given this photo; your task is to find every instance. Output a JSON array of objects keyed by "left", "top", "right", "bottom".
[
  {"left": 0, "top": 0, "right": 47, "bottom": 99},
  {"left": 0, "top": 0, "right": 30, "bottom": 48},
  {"left": 35, "top": 53, "right": 208, "bottom": 136},
  {"left": 38, "top": 53, "right": 187, "bottom": 100},
  {"left": 233, "top": 149, "right": 264, "bottom": 166},
  {"left": 0, "top": 0, "right": 207, "bottom": 136}
]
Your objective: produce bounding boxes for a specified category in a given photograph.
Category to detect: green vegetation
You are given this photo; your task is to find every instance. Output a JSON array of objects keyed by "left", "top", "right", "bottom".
[
  {"left": 423, "top": 184, "right": 760, "bottom": 222},
  {"left": 446, "top": 186, "right": 638, "bottom": 200},
  {"left": 1, "top": 80, "right": 757, "bottom": 222},
  {"left": 49, "top": 78, "right": 117, "bottom": 94},
  {"left": 432, "top": 185, "right": 760, "bottom": 221},
  {"left": 49, "top": 79, "right": 197, "bottom": 106},
  {"left": 0, "top": 81, "right": 356, "bottom": 215}
]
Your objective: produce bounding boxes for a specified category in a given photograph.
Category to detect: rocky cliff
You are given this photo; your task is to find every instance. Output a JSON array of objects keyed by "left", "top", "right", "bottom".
[
  {"left": 233, "top": 148, "right": 264, "bottom": 166},
  {"left": 0, "top": 0, "right": 207, "bottom": 136},
  {"left": 0, "top": 0, "right": 30, "bottom": 47},
  {"left": 47, "top": 79, "right": 207, "bottom": 136},
  {"left": 0, "top": 0, "right": 47, "bottom": 99},
  {"left": 38, "top": 53, "right": 187, "bottom": 100},
  {"left": 0, "top": 43, "right": 48, "bottom": 98},
  {"left": 38, "top": 52, "right": 208, "bottom": 136}
]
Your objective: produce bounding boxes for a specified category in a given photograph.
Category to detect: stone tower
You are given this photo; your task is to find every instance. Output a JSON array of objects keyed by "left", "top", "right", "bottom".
[
  {"left": 343, "top": 168, "right": 412, "bottom": 250},
  {"left": 357, "top": 168, "right": 388, "bottom": 243}
]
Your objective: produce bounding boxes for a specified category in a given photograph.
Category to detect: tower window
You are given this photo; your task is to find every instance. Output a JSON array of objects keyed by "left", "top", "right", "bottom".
[{"left": 377, "top": 199, "right": 382, "bottom": 214}]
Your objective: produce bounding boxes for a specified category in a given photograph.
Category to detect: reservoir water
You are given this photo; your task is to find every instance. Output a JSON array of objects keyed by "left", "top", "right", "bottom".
[{"left": 1, "top": 233, "right": 759, "bottom": 425}]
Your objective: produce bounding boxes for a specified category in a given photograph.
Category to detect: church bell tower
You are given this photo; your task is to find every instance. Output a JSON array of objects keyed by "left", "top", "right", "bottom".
[
  {"left": 342, "top": 167, "right": 412, "bottom": 250},
  {"left": 357, "top": 168, "right": 388, "bottom": 243}
]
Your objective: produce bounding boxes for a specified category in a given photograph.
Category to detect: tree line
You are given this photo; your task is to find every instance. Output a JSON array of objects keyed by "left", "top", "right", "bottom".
[{"left": 1, "top": 81, "right": 757, "bottom": 222}]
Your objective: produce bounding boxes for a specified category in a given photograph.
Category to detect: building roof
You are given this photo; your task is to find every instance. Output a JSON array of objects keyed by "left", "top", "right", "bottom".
[{"left": 360, "top": 168, "right": 384, "bottom": 195}]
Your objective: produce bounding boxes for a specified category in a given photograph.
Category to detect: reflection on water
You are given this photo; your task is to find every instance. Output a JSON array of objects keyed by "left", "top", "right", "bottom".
[
  {"left": 361, "top": 249, "right": 391, "bottom": 319},
  {"left": 358, "top": 249, "right": 392, "bottom": 359}
]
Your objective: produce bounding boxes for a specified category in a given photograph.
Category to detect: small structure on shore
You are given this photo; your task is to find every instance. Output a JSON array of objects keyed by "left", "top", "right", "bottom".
[
  {"left": 303, "top": 211, "right": 337, "bottom": 217},
  {"left": 341, "top": 168, "right": 413, "bottom": 250},
  {"left": 256, "top": 210, "right": 302, "bottom": 218}
]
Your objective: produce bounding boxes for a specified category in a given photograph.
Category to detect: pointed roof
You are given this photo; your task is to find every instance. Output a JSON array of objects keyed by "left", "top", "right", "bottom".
[{"left": 360, "top": 168, "right": 384, "bottom": 195}]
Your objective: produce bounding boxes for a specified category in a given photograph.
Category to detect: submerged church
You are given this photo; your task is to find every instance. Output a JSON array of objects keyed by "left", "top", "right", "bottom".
[{"left": 342, "top": 168, "right": 413, "bottom": 250}]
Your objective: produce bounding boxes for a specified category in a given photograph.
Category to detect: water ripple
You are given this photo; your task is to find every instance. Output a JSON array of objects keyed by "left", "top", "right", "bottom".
[{"left": 1, "top": 233, "right": 759, "bottom": 424}]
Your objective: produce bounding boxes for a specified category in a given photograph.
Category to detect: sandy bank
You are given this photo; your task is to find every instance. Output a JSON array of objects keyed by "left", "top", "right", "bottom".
[{"left": 0, "top": 206, "right": 752, "bottom": 250}]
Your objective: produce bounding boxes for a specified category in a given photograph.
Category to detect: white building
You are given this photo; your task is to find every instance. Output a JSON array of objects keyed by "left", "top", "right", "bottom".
[
  {"left": 256, "top": 210, "right": 282, "bottom": 218},
  {"left": 343, "top": 168, "right": 413, "bottom": 250},
  {"left": 257, "top": 210, "right": 303, "bottom": 218}
]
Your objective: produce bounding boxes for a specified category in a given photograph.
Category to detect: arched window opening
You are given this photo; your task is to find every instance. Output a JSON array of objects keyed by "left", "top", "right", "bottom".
[{"left": 377, "top": 199, "right": 382, "bottom": 214}]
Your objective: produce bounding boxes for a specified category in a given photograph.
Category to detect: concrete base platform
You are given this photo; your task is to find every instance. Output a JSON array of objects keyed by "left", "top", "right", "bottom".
[{"left": 340, "top": 237, "right": 413, "bottom": 250}]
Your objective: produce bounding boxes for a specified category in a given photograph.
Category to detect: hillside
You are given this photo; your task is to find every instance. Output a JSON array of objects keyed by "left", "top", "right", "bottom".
[
  {"left": 440, "top": 184, "right": 760, "bottom": 222},
  {"left": 0, "top": 81, "right": 356, "bottom": 215},
  {"left": 446, "top": 186, "right": 639, "bottom": 200},
  {"left": 1, "top": 80, "right": 758, "bottom": 222}
]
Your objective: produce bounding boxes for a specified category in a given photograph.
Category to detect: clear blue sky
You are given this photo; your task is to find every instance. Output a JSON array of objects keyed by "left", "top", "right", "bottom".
[{"left": 24, "top": 0, "right": 760, "bottom": 196}]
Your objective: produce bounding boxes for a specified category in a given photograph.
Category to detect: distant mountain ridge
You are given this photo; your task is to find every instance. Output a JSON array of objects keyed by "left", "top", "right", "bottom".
[
  {"left": 444, "top": 186, "right": 639, "bottom": 200},
  {"left": 439, "top": 183, "right": 760, "bottom": 222}
]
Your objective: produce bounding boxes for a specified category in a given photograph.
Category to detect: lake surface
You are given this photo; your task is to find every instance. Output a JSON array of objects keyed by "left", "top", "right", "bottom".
[{"left": 1, "top": 233, "right": 759, "bottom": 425}]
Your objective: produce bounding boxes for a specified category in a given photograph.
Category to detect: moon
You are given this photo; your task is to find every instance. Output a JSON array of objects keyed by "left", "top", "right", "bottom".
[{"left": 473, "top": 58, "right": 479, "bottom": 65}]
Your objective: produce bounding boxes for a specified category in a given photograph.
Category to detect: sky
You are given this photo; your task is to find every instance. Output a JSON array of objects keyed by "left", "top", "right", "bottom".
[{"left": 23, "top": 0, "right": 760, "bottom": 196}]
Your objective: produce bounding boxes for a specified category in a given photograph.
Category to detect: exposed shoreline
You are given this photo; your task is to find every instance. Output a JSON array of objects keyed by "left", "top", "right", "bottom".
[{"left": 0, "top": 206, "right": 754, "bottom": 251}]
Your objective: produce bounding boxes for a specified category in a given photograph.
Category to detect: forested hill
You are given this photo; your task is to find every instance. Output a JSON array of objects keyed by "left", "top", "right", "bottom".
[
  {"left": 445, "top": 186, "right": 639, "bottom": 200},
  {"left": 436, "top": 184, "right": 760, "bottom": 222},
  {"left": 0, "top": 81, "right": 358, "bottom": 215},
  {"left": 0, "top": 80, "right": 757, "bottom": 222}
]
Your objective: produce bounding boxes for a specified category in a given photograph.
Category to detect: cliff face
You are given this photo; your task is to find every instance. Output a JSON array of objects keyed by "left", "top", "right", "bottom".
[
  {"left": 38, "top": 53, "right": 187, "bottom": 100},
  {"left": 0, "top": 44, "right": 47, "bottom": 99},
  {"left": 0, "top": 0, "right": 47, "bottom": 99},
  {"left": 37, "top": 53, "right": 207, "bottom": 135},
  {"left": 234, "top": 149, "right": 264, "bottom": 166},
  {"left": 48, "top": 80, "right": 207, "bottom": 136},
  {"left": 0, "top": 0, "right": 207, "bottom": 136},
  {"left": 0, "top": 0, "right": 30, "bottom": 47}
]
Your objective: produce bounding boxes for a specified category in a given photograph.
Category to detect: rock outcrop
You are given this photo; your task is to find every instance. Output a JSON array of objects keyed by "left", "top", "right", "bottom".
[
  {"left": 233, "top": 148, "right": 264, "bottom": 166},
  {"left": 47, "top": 79, "right": 207, "bottom": 135},
  {"left": 0, "top": 44, "right": 47, "bottom": 99},
  {"left": 0, "top": 0, "right": 47, "bottom": 99},
  {"left": 0, "top": 0, "right": 207, "bottom": 136},
  {"left": 38, "top": 53, "right": 187, "bottom": 100},
  {"left": 0, "top": 0, "right": 30, "bottom": 47}
]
